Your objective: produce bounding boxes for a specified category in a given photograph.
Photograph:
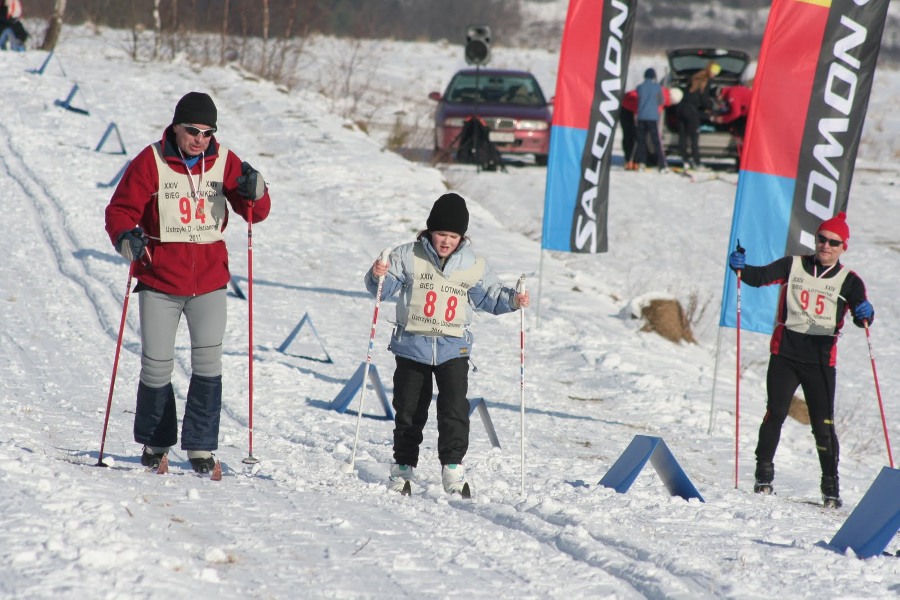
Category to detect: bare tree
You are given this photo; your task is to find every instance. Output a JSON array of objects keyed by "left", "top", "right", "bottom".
[
  {"left": 168, "top": 0, "right": 179, "bottom": 57},
  {"left": 260, "top": 0, "right": 270, "bottom": 75},
  {"left": 220, "top": 0, "right": 230, "bottom": 65},
  {"left": 152, "top": 0, "right": 161, "bottom": 60},
  {"left": 41, "top": 0, "right": 67, "bottom": 51}
]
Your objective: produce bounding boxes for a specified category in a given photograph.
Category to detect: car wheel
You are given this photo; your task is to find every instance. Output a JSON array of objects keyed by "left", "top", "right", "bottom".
[{"left": 535, "top": 154, "right": 548, "bottom": 166}]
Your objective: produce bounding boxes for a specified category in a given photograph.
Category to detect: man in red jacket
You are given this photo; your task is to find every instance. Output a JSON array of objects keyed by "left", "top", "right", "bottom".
[{"left": 105, "top": 91, "right": 271, "bottom": 473}]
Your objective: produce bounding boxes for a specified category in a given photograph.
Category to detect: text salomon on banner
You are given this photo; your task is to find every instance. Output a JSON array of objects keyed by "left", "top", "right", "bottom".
[{"left": 541, "top": 0, "right": 637, "bottom": 253}]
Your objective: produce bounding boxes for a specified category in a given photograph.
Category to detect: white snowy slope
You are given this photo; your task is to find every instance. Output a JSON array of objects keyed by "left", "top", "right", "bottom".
[{"left": 1, "top": 25, "right": 900, "bottom": 600}]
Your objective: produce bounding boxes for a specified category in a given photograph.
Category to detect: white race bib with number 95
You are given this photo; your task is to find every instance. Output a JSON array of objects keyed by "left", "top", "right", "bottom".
[
  {"left": 153, "top": 142, "right": 228, "bottom": 243},
  {"left": 784, "top": 256, "right": 850, "bottom": 335},
  {"left": 405, "top": 246, "right": 484, "bottom": 337}
]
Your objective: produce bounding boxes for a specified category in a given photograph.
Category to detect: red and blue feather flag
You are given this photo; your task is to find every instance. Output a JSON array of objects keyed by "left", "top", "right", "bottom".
[
  {"left": 720, "top": 0, "right": 888, "bottom": 334},
  {"left": 541, "top": 0, "right": 637, "bottom": 254}
]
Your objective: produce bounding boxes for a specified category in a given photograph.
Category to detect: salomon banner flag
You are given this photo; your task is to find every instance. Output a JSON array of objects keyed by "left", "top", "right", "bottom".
[
  {"left": 541, "top": 0, "right": 637, "bottom": 253},
  {"left": 720, "top": 0, "right": 888, "bottom": 334}
]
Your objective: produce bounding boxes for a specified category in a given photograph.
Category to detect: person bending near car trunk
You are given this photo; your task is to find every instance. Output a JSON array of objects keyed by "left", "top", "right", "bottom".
[
  {"left": 104, "top": 91, "right": 271, "bottom": 474},
  {"left": 727, "top": 212, "right": 873, "bottom": 508}
]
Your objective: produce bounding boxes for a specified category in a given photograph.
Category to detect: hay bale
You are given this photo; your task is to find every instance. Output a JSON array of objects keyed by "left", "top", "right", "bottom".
[
  {"left": 788, "top": 395, "right": 810, "bottom": 424},
  {"left": 639, "top": 298, "right": 696, "bottom": 344}
]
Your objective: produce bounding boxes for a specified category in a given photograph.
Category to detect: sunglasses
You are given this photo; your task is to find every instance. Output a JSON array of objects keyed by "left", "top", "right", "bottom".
[
  {"left": 816, "top": 234, "right": 843, "bottom": 248},
  {"left": 180, "top": 124, "right": 216, "bottom": 138}
]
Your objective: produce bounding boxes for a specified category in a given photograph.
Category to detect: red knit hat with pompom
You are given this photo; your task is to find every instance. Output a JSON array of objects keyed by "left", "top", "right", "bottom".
[{"left": 817, "top": 211, "right": 849, "bottom": 249}]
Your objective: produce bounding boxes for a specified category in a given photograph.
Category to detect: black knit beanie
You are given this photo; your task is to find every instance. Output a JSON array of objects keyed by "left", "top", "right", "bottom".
[
  {"left": 172, "top": 92, "right": 217, "bottom": 128},
  {"left": 426, "top": 193, "right": 469, "bottom": 236}
]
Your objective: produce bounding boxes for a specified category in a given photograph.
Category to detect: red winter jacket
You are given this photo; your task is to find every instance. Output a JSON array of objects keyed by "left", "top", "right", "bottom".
[
  {"left": 105, "top": 126, "right": 271, "bottom": 296},
  {"left": 716, "top": 85, "right": 752, "bottom": 124}
]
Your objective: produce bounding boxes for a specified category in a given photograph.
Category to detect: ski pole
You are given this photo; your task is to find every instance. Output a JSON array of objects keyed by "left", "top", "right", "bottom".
[
  {"left": 97, "top": 262, "right": 135, "bottom": 467},
  {"left": 243, "top": 204, "right": 259, "bottom": 465},
  {"left": 735, "top": 272, "right": 741, "bottom": 488},
  {"left": 517, "top": 274, "right": 527, "bottom": 495},
  {"left": 341, "top": 247, "right": 392, "bottom": 475},
  {"left": 864, "top": 320, "right": 894, "bottom": 469}
]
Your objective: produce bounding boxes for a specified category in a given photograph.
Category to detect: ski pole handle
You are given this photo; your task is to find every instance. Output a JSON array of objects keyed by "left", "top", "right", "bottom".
[{"left": 377, "top": 247, "right": 391, "bottom": 282}]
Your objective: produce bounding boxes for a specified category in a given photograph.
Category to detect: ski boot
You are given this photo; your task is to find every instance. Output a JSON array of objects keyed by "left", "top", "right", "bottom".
[
  {"left": 188, "top": 451, "right": 216, "bottom": 474},
  {"left": 442, "top": 463, "right": 471, "bottom": 498},
  {"left": 388, "top": 464, "right": 413, "bottom": 496},
  {"left": 754, "top": 461, "right": 774, "bottom": 495},
  {"left": 821, "top": 475, "right": 842, "bottom": 509},
  {"left": 140, "top": 446, "right": 168, "bottom": 469}
]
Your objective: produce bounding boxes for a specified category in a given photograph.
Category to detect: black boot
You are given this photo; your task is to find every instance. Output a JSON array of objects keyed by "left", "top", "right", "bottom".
[
  {"left": 140, "top": 446, "right": 167, "bottom": 468},
  {"left": 754, "top": 461, "right": 774, "bottom": 494},
  {"left": 821, "top": 475, "right": 842, "bottom": 508},
  {"left": 189, "top": 455, "right": 216, "bottom": 474}
]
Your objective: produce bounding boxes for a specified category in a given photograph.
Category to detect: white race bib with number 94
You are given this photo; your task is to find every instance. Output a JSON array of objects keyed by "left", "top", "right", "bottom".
[{"left": 153, "top": 142, "right": 228, "bottom": 243}]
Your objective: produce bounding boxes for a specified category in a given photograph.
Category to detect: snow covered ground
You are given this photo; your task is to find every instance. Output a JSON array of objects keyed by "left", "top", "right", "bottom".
[{"left": 2, "top": 24, "right": 900, "bottom": 599}]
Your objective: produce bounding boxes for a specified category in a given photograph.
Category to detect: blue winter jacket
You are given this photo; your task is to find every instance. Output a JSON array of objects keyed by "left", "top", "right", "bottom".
[
  {"left": 636, "top": 78, "right": 664, "bottom": 121},
  {"left": 364, "top": 237, "right": 519, "bottom": 366}
]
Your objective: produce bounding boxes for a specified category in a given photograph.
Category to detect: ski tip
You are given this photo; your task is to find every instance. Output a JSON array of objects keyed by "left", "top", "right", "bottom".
[
  {"left": 460, "top": 482, "right": 472, "bottom": 499},
  {"left": 156, "top": 454, "right": 169, "bottom": 475},
  {"left": 210, "top": 460, "right": 223, "bottom": 481},
  {"left": 401, "top": 480, "right": 412, "bottom": 496}
]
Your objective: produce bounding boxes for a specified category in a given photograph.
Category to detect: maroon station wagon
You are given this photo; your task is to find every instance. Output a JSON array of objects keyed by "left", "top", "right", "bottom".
[{"left": 429, "top": 68, "right": 553, "bottom": 165}]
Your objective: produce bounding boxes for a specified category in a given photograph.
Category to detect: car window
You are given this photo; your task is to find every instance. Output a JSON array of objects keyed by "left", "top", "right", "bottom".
[{"left": 445, "top": 74, "right": 546, "bottom": 106}]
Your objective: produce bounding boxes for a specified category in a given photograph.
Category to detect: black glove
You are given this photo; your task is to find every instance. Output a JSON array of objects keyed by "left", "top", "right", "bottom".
[
  {"left": 116, "top": 227, "right": 148, "bottom": 262},
  {"left": 236, "top": 161, "right": 266, "bottom": 201}
]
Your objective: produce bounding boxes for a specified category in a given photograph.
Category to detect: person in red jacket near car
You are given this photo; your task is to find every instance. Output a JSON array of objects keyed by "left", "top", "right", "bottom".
[
  {"left": 105, "top": 91, "right": 271, "bottom": 474},
  {"left": 711, "top": 83, "right": 753, "bottom": 163}
]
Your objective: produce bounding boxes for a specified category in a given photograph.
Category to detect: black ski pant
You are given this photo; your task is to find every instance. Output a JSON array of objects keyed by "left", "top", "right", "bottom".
[
  {"left": 635, "top": 119, "right": 663, "bottom": 167},
  {"left": 677, "top": 107, "right": 702, "bottom": 166},
  {"left": 755, "top": 354, "right": 839, "bottom": 478},
  {"left": 392, "top": 356, "right": 470, "bottom": 467},
  {"left": 620, "top": 108, "right": 636, "bottom": 163}
]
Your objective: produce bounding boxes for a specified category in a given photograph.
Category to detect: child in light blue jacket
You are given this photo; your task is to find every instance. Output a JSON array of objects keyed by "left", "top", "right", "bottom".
[{"left": 364, "top": 193, "right": 529, "bottom": 496}]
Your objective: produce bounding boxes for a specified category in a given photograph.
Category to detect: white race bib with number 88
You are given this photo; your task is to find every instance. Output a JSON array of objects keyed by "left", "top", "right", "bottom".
[{"left": 405, "top": 246, "right": 485, "bottom": 337}]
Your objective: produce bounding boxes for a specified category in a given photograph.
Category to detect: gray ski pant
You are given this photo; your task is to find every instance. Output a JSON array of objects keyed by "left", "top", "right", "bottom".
[
  {"left": 133, "top": 288, "right": 226, "bottom": 450},
  {"left": 138, "top": 288, "right": 226, "bottom": 386}
]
